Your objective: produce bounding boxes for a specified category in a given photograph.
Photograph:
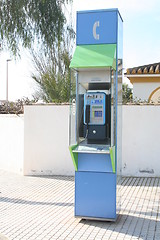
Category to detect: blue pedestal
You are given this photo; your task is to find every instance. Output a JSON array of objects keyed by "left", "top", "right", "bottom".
[
  {"left": 75, "top": 152, "right": 117, "bottom": 221},
  {"left": 75, "top": 171, "right": 116, "bottom": 220}
]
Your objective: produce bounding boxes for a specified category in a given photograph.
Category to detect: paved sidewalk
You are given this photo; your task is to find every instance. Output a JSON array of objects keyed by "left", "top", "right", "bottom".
[{"left": 0, "top": 171, "right": 160, "bottom": 240}]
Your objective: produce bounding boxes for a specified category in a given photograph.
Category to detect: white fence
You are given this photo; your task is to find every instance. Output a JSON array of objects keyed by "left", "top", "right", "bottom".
[{"left": 0, "top": 105, "right": 160, "bottom": 177}]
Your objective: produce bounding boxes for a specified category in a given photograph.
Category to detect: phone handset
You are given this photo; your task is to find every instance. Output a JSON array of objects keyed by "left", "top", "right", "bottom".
[{"left": 85, "top": 105, "right": 90, "bottom": 138}]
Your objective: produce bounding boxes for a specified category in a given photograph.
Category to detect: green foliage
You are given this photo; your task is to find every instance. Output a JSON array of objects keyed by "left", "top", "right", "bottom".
[
  {"left": 0, "top": 97, "right": 38, "bottom": 114},
  {"left": 122, "top": 83, "right": 133, "bottom": 104},
  {"left": 0, "top": 0, "right": 75, "bottom": 102},
  {"left": 0, "top": 0, "right": 72, "bottom": 56},
  {"left": 31, "top": 27, "right": 74, "bottom": 103},
  {"left": 29, "top": 0, "right": 75, "bottom": 103}
]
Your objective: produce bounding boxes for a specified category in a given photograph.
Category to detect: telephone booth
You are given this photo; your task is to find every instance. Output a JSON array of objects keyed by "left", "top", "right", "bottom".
[{"left": 69, "top": 8, "right": 123, "bottom": 221}]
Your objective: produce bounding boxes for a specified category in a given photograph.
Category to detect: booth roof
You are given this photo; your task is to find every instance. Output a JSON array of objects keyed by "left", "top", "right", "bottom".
[{"left": 70, "top": 44, "right": 116, "bottom": 70}]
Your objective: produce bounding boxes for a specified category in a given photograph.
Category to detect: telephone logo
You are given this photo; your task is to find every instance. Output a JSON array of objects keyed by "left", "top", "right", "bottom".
[{"left": 93, "top": 21, "right": 100, "bottom": 40}]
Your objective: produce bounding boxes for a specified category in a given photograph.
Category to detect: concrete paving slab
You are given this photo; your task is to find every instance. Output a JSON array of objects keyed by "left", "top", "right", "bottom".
[{"left": 0, "top": 171, "right": 159, "bottom": 240}]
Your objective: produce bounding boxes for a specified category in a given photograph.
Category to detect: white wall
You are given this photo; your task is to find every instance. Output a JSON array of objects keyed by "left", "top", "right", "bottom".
[
  {"left": 24, "top": 105, "right": 74, "bottom": 176},
  {"left": 0, "top": 105, "right": 160, "bottom": 177},
  {"left": 0, "top": 115, "right": 24, "bottom": 174},
  {"left": 122, "top": 105, "right": 160, "bottom": 177},
  {"left": 133, "top": 82, "right": 160, "bottom": 100},
  {"left": 24, "top": 104, "right": 160, "bottom": 177}
]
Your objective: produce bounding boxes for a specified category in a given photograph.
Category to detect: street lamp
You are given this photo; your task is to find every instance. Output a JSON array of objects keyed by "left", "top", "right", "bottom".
[{"left": 6, "top": 59, "right": 11, "bottom": 102}]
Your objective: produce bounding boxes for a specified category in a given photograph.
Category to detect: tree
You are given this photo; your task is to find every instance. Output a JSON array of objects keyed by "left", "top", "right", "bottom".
[
  {"left": 31, "top": 16, "right": 75, "bottom": 103},
  {"left": 0, "top": 0, "right": 72, "bottom": 56},
  {"left": 0, "top": 0, "right": 75, "bottom": 103},
  {"left": 31, "top": 48, "right": 71, "bottom": 103},
  {"left": 122, "top": 83, "right": 133, "bottom": 104}
]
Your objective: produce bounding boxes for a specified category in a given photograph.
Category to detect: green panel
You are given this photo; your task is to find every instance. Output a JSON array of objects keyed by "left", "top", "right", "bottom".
[
  {"left": 69, "top": 145, "right": 78, "bottom": 171},
  {"left": 110, "top": 146, "right": 116, "bottom": 173},
  {"left": 70, "top": 44, "right": 116, "bottom": 70}
]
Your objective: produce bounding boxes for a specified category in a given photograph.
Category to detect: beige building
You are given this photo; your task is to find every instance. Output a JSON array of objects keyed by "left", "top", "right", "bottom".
[{"left": 125, "top": 62, "right": 160, "bottom": 102}]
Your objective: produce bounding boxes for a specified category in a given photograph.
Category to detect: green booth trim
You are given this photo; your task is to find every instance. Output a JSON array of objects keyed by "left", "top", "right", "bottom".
[
  {"left": 69, "top": 145, "right": 78, "bottom": 171},
  {"left": 109, "top": 146, "right": 116, "bottom": 173},
  {"left": 70, "top": 44, "right": 116, "bottom": 70},
  {"left": 69, "top": 144, "right": 116, "bottom": 173}
]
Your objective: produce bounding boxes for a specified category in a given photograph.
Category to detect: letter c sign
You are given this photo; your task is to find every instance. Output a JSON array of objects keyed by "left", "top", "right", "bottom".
[{"left": 93, "top": 21, "right": 100, "bottom": 40}]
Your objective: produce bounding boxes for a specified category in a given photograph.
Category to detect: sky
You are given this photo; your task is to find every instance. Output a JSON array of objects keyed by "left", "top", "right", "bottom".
[{"left": 0, "top": 0, "right": 160, "bottom": 101}]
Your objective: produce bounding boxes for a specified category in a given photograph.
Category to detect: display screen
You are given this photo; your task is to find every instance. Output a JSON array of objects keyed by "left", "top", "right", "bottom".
[
  {"left": 95, "top": 111, "right": 102, "bottom": 117},
  {"left": 94, "top": 99, "right": 102, "bottom": 104}
]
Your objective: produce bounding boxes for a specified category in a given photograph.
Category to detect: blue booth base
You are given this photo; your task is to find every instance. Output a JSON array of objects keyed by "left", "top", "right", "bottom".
[{"left": 75, "top": 171, "right": 116, "bottom": 221}]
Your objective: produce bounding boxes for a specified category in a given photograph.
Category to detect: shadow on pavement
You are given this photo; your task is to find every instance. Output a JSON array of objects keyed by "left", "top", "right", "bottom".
[{"left": 0, "top": 196, "right": 74, "bottom": 207}]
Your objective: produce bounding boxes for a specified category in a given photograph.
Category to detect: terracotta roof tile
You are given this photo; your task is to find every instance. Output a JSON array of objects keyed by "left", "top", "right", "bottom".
[
  {"left": 126, "top": 62, "right": 160, "bottom": 75},
  {"left": 155, "top": 64, "right": 160, "bottom": 74},
  {"left": 149, "top": 66, "right": 154, "bottom": 74},
  {"left": 131, "top": 69, "right": 136, "bottom": 74},
  {"left": 137, "top": 68, "right": 142, "bottom": 74},
  {"left": 143, "top": 67, "right": 148, "bottom": 74}
]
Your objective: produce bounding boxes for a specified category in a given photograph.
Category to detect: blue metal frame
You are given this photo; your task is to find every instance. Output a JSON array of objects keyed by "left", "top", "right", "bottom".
[{"left": 72, "top": 8, "right": 123, "bottom": 221}]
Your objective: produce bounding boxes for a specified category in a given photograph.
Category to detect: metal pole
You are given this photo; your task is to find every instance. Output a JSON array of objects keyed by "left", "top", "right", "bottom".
[{"left": 6, "top": 59, "right": 11, "bottom": 102}]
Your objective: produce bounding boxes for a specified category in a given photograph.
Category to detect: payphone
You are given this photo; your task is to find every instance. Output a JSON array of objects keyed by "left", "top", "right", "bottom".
[{"left": 83, "top": 92, "right": 111, "bottom": 144}]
